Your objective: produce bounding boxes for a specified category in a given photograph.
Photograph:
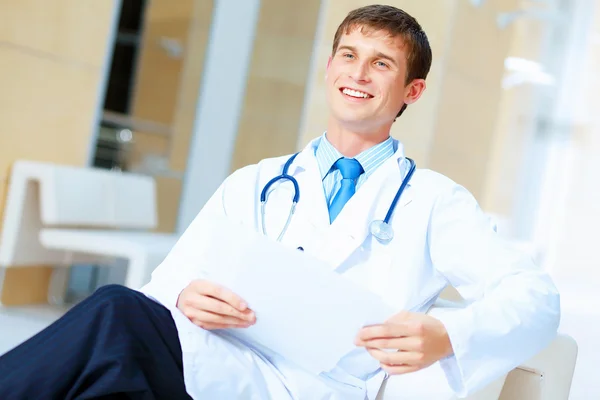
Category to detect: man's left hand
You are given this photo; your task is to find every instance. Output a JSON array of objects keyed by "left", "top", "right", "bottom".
[{"left": 355, "top": 311, "right": 454, "bottom": 375}]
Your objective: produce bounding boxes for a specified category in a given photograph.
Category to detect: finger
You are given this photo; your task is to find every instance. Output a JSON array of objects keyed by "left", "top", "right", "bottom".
[
  {"left": 190, "top": 310, "right": 252, "bottom": 327},
  {"left": 193, "top": 295, "right": 255, "bottom": 322},
  {"left": 366, "top": 348, "right": 424, "bottom": 366},
  {"left": 356, "top": 323, "right": 411, "bottom": 342},
  {"left": 355, "top": 336, "right": 424, "bottom": 352},
  {"left": 380, "top": 363, "right": 421, "bottom": 375},
  {"left": 196, "top": 282, "right": 248, "bottom": 311}
]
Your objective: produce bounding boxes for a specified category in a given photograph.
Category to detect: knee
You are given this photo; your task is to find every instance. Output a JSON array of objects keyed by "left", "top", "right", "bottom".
[
  {"left": 79, "top": 285, "right": 154, "bottom": 342},
  {"left": 92, "top": 284, "right": 142, "bottom": 307}
]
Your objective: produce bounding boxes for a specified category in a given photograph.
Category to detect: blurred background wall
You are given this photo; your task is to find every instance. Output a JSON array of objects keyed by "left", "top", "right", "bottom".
[
  {"left": 0, "top": 0, "right": 121, "bottom": 303},
  {"left": 0, "top": 0, "right": 598, "bottom": 397}
]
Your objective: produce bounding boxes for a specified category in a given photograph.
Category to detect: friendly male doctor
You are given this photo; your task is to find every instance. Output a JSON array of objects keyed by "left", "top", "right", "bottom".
[{"left": 0, "top": 4, "right": 560, "bottom": 400}]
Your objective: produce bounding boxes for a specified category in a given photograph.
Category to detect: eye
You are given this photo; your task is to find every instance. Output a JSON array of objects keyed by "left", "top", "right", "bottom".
[
  {"left": 375, "top": 61, "right": 389, "bottom": 69},
  {"left": 342, "top": 53, "right": 355, "bottom": 59}
]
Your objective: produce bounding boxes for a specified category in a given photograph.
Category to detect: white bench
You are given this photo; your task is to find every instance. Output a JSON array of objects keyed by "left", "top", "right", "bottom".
[{"left": 0, "top": 160, "right": 179, "bottom": 298}]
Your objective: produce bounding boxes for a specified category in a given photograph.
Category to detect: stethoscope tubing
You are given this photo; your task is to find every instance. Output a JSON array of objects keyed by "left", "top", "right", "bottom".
[{"left": 260, "top": 152, "right": 415, "bottom": 243}]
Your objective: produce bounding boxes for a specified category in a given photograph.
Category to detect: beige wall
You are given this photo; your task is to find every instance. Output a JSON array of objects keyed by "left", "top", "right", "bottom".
[
  {"left": 0, "top": 0, "right": 118, "bottom": 190},
  {"left": 0, "top": 0, "right": 120, "bottom": 304},
  {"left": 230, "top": 0, "right": 322, "bottom": 171},
  {"left": 426, "top": 0, "right": 521, "bottom": 202},
  {"left": 298, "top": 0, "right": 523, "bottom": 205}
]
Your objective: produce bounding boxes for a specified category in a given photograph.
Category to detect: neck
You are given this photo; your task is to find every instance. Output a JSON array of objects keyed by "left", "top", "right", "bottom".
[{"left": 326, "top": 118, "right": 392, "bottom": 157}]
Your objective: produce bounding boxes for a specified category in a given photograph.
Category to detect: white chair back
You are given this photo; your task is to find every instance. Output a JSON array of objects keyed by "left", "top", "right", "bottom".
[
  {"left": 499, "top": 334, "right": 578, "bottom": 400},
  {"left": 0, "top": 160, "right": 157, "bottom": 267},
  {"left": 37, "top": 162, "right": 156, "bottom": 228}
]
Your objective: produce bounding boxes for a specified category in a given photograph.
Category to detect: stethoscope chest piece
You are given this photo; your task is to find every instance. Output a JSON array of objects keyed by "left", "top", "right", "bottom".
[{"left": 370, "top": 220, "right": 394, "bottom": 244}]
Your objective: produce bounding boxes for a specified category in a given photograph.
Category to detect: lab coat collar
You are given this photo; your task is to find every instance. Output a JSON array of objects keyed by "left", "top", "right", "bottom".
[{"left": 290, "top": 137, "right": 414, "bottom": 269}]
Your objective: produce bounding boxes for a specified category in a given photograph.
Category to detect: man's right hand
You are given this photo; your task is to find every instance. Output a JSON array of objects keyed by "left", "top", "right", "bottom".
[{"left": 177, "top": 279, "right": 256, "bottom": 330}]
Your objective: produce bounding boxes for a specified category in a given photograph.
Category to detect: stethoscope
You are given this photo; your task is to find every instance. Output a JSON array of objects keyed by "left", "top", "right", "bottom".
[{"left": 260, "top": 153, "right": 416, "bottom": 244}]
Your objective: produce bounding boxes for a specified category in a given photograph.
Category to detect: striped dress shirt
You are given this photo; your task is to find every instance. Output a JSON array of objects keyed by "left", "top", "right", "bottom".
[{"left": 315, "top": 133, "right": 396, "bottom": 206}]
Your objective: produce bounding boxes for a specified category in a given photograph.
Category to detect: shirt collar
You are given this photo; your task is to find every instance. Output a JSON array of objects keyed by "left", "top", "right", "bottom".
[{"left": 314, "top": 132, "right": 396, "bottom": 180}]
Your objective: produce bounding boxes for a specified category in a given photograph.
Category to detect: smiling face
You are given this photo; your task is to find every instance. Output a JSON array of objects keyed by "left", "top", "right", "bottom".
[{"left": 325, "top": 26, "right": 426, "bottom": 137}]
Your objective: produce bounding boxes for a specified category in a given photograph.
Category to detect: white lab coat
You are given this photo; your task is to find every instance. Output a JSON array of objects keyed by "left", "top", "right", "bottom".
[{"left": 140, "top": 137, "right": 560, "bottom": 399}]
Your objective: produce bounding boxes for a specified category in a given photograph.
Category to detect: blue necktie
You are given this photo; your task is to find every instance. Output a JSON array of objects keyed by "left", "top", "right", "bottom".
[{"left": 328, "top": 158, "right": 363, "bottom": 223}]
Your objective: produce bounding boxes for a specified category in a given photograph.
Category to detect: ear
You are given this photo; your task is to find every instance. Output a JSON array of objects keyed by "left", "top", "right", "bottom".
[
  {"left": 403, "top": 79, "right": 426, "bottom": 105},
  {"left": 325, "top": 56, "right": 332, "bottom": 80}
]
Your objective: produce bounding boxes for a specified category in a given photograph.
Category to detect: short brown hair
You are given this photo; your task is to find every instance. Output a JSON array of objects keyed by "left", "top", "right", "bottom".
[{"left": 332, "top": 5, "right": 432, "bottom": 117}]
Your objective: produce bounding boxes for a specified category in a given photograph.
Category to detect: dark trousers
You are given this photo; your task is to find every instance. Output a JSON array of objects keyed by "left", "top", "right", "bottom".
[{"left": 0, "top": 284, "right": 192, "bottom": 400}]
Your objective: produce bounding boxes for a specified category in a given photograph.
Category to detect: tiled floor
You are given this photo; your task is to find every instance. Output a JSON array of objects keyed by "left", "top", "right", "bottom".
[{"left": 0, "top": 305, "right": 66, "bottom": 356}]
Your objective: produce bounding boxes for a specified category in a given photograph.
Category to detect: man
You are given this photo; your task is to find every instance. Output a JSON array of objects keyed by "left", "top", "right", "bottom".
[{"left": 0, "top": 5, "right": 559, "bottom": 399}]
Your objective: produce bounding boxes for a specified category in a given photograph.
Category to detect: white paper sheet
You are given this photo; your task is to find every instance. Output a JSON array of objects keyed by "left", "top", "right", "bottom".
[{"left": 197, "top": 217, "right": 397, "bottom": 375}]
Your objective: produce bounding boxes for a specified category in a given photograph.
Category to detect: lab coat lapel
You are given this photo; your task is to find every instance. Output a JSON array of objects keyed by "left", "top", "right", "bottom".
[
  {"left": 286, "top": 141, "right": 330, "bottom": 234},
  {"left": 312, "top": 150, "right": 413, "bottom": 270}
]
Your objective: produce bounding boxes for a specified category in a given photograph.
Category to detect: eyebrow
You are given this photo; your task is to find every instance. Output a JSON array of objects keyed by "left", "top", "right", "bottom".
[{"left": 337, "top": 45, "right": 398, "bottom": 68}]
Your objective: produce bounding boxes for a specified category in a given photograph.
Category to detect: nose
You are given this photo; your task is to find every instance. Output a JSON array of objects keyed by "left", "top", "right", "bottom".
[{"left": 350, "top": 61, "right": 370, "bottom": 83}]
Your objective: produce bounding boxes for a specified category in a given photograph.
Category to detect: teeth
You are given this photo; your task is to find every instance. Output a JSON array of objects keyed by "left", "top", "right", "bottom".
[{"left": 342, "top": 88, "right": 370, "bottom": 98}]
